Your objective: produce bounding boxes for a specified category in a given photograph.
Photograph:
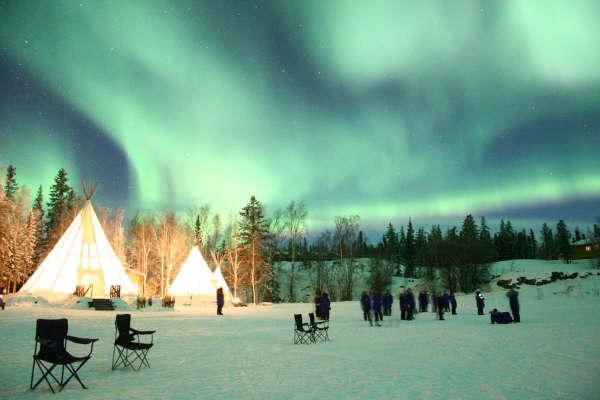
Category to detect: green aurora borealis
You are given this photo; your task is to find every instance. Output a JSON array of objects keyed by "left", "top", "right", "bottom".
[{"left": 1, "top": 1, "right": 599, "bottom": 229}]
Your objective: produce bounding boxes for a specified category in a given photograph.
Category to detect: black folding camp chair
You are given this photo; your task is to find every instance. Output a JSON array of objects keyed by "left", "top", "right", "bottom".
[
  {"left": 309, "top": 312, "right": 329, "bottom": 342},
  {"left": 112, "top": 314, "right": 156, "bottom": 371},
  {"left": 30, "top": 319, "right": 98, "bottom": 393},
  {"left": 293, "top": 314, "right": 315, "bottom": 344}
]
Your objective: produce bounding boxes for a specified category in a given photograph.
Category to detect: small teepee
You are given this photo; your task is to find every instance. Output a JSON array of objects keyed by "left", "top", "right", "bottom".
[
  {"left": 19, "top": 183, "right": 137, "bottom": 301},
  {"left": 167, "top": 246, "right": 216, "bottom": 299}
]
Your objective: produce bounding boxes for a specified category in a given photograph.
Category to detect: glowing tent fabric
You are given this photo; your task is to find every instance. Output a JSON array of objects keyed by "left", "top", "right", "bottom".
[
  {"left": 167, "top": 247, "right": 216, "bottom": 298},
  {"left": 212, "top": 266, "right": 231, "bottom": 299},
  {"left": 19, "top": 201, "right": 137, "bottom": 300}
]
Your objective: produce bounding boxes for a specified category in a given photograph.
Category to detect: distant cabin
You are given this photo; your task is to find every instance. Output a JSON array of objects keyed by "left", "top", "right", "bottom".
[{"left": 571, "top": 238, "right": 600, "bottom": 259}]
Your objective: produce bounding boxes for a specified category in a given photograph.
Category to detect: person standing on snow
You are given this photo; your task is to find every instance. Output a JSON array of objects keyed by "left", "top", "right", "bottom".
[
  {"left": 383, "top": 290, "right": 393, "bottom": 316},
  {"left": 320, "top": 292, "right": 331, "bottom": 321},
  {"left": 436, "top": 292, "right": 445, "bottom": 320},
  {"left": 449, "top": 292, "right": 457, "bottom": 315},
  {"left": 372, "top": 291, "right": 383, "bottom": 325},
  {"left": 314, "top": 291, "right": 322, "bottom": 319},
  {"left": 399, "top": 291, "right": 407, "bottom": 320},
  {"left": 360, "top": 291, "right": 372, "bottom": 323},
  {"left": 418, "top": 290, "right": 428, "bottom": 312},
  {"left": 216, "top": 287, "right": 224, "bottom": 316},
  {"left": 406, "top": 288, "right": 416, "bottom": 320},
  {"left": 442, "top": 292, "right": 450, "bottom": 312},
  {"left": 475, "top": 290, "right": 485, "bottom": 315},
  {"left": 506, "top": 288, "right": 520, "bottom": 322}
]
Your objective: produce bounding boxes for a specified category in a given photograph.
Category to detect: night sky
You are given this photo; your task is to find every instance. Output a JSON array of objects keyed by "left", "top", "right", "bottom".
[{"left": 1, "top": 1, "right": 599, "bottom": 231}]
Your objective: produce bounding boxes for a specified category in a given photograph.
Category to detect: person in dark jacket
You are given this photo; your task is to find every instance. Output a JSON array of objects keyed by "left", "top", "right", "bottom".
[
  {"left": 442, "top": 292, "right": 450, "bottom": 312},
  {"left": 449, "top": 292, "right": 457, "bottom": 315},
  {"left": 436, "top": 292, "right": 445, "bottom": 320},
  {"left": 475, "top": 290, "right": 485, "bottom": 315},
  {"left": 372, "top": 291, "right": 383, "bottom": 326},
  {"left": 360, "top": 291, "right": 372, "bottom": 323},
  {"left": 399, "top": 291, "right": 407, "bottom": 320},
  {"left": 431, "top": 291, "right": 437, "bottom": 313},
  {"left": 406, "top": 289, "right": 416, "bottom": 320},
  {"left": 490, "top": 308, "right": 513, "bottom": 324},
  {"left": 383, "top": 291, "right": 393, "bottom": 316},
  {"left": 314, "top": 291, "right": 322, "bottom": 319},
  {"left": 320, "top": 292, "right": 331, "bottom": 320},
  {"left": 216, "top": 287, "right": 224, "bottom": 315},
  {"left": 418, "top": 291, "right": 427, "bottom": 312},
  {"left": 506, "top": 288, "right": 520, "bottom": 322}
]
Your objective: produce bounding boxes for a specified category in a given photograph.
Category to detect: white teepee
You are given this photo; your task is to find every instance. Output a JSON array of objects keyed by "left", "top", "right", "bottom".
[
  {"left": 167, "top": 246, "right": 216, "bottom": 298},
  {"left": 212, "top": 265, "right": 231, "bottom": 299},
  {"left": 19, "top": 198, "right": 137, "bottom": 301}
]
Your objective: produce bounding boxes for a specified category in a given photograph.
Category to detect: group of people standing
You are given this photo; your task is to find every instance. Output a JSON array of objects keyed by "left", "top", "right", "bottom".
[
  {"left": 359, "top": 288, "right": 460, "bottom": 325},
  {"left": 417, "top": 290, "right": 458, "bottom": 320},
  {"left": 357, "top": 287, "right": 521, "bottom": 325},
  {"left": 359, "top": 291, "right": 394, "bottom": 326}
]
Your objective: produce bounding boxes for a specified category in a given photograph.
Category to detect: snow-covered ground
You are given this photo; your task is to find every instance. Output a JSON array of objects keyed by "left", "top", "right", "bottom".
[{"left": 1, "top": 260, "right": 599, "bottom": 399}]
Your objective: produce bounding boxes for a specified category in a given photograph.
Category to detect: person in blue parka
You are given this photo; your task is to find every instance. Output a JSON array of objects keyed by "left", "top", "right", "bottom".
[
  {"left": 449, "top": 292, "right": 457, "bottom": 315},
  {"left": 442, "top": 292, "right": 450, "bottom": 312},
  {"left": 314, "top": 291, "right": 322, "bottom": 319},
  {"left": 506, "top": 288, "right": 520, "bottom": 322},
  {"left": 436, "top": 292, "right": 445, "bottom": 320},
  {"left": 383, "top": 291, "right": 393, "bottom": 316},
  {"left": 475, "top": 290, "right": 485, "bottom": 315},
  {"left": 360, "top": 291, "right": 372, "bottom": 322},
  {"left": 320, "top": 292, "right": 331, "bottom": 321},
  {"left": 399, "top": 291, "right": 407, "bottom": 320},
  {"left": 490, "top": 308, "right": 513, "bottom": 324},
  {"left": 406, "top": 288, "right": 416, "bottom": 320},
  {"left": 372, "top": 291, "right": 383, "bottom": 325}
]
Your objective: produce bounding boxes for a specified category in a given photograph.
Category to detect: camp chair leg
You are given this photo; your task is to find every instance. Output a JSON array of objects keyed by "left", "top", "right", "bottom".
[
  {"left": 60, "top": 360, "right": 89, "bottom": 391},
  {"left": 31, "top": 360, "right": 59, "bottom": 393}
]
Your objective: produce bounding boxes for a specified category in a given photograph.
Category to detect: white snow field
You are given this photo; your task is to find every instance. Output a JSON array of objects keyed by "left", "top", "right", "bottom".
[{"left": 1, "top": 260, "right": 599, "bottom": 400}]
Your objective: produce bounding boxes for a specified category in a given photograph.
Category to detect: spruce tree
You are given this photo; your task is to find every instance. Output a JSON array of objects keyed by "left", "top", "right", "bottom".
[
  {"left": 479, "top": 216, "right": 495, "bottom": 261},
  {"left": 383, "top": 223, "right": 400, "bottom": 274},
  {"left": 415, "top": 226, "right": 427, "bottom": 274},
  {"left": 516, "top": 230, "right": 528, "bottom": 259},
  {"left": 194, "top": 215, "right": 202, "bottom": 245},
  {"left": 528, "top": 229, "right": 538, "bottom": 258},
  {"left": 403, "top": 219, "right": 416, "bottom": 277},
  {"left": 555, "top": 220, "right": 572, "bottom": 261},
  {"left": 32, "top": 186, "right": 46, "bottom": 265},
  {"left": 238, "top": 195, "right": 270, "bottom": 305},
  {"left": 574, "top": 227, "right": 582, "bottom": 242},
  {"left": 45, "top": 168, "right": 73, "bottom": 247},
  {"left": 540, "top": 223, "right": 554, "bottom": 259},
  {"left": 4, "top": 165, "right": 18, "bottom": 200}
]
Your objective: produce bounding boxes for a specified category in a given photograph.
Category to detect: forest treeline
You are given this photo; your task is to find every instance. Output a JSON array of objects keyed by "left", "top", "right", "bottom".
[{"left": 1, "top": 166, "right": 599, "bottom": 302}]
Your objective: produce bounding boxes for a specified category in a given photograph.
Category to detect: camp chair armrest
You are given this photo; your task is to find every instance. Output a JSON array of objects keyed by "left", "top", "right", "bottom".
[
  {"left": 131, "top": 328, "right": 156, "bottom": 335},
  {"left": 37, "top": 338, "right": 58, "bottom": 347},
  {"left": 67, "top": 335, "right": 99, "bottom": 345}
]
